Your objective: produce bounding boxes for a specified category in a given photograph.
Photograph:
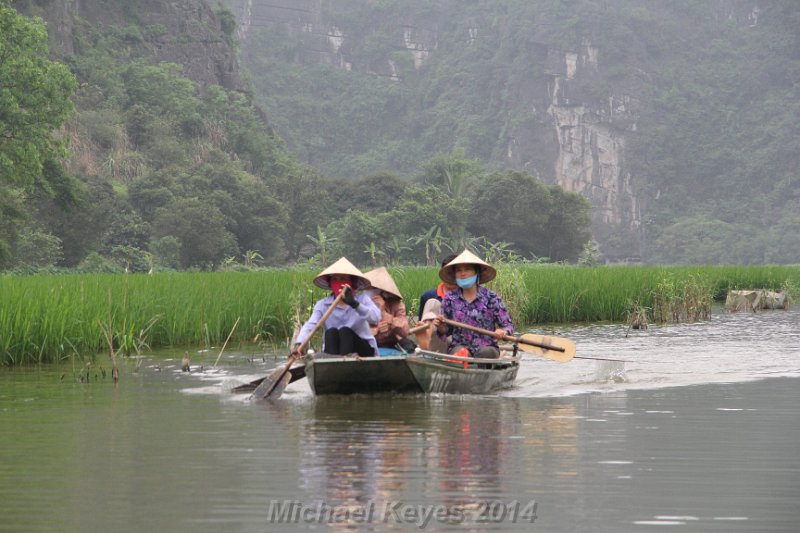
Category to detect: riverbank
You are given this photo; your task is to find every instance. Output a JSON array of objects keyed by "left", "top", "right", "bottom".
[{"left": 1, "top": 264, "right": 797, "bottom": 364}]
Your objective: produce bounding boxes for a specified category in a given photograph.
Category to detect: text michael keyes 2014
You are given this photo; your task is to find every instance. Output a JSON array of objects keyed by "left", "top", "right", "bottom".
[{"left": 267, "top": 499, "right": 538, "bottom": 527}]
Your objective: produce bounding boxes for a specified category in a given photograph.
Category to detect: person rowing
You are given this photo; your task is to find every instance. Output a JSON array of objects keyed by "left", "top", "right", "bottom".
[
  {"left": 432, "top": 249, "right": 513, "bottom": 359},
  {"left": 293, "top": 257, "right": 381, "bottom": 357}
]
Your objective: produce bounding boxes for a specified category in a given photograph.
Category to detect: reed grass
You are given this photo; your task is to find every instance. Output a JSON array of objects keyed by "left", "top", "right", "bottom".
[{"left": 2, "top": 264, "right": 799, "bottom": 365}]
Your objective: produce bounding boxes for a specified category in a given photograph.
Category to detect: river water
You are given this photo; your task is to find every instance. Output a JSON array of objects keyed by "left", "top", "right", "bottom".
[{"left": 1, "top": 308, "right": 799, "bottom": 532}]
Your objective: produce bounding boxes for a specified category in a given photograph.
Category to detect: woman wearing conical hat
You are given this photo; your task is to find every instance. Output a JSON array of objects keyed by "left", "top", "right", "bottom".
[
  {"left": 294, "top": 257, "right": 381, "bottom": 357},
  {"left": 432, "top": 249, "right": 513, "bottom": 359},
  {"left": 363, "top": 267, "right": 411, "bottom": 349}
]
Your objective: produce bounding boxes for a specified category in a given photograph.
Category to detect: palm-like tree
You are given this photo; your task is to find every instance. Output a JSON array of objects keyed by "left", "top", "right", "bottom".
[
  {"left": 363, "top": 242, "right": 385, "bottom": 267},
  {"left": 386, "top": 236, "right": 411, "bottom": 265},
  {"left": 306, "top": 226, "right": 336, "bottom": 266},
  {"left": 243, "top": 249, "right": 263, "bottom": 267},
  {"left": 411, "top": 225, "right": 443, "bottom": 266},
  {"left": 420, "top": 150, "right": 482, "bottom": 198}
]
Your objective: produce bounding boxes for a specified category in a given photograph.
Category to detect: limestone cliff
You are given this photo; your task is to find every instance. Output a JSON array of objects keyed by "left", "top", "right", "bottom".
[
  {"left": 225, "top": 0, "right": 645, "bottom": 254},
  {"left": 224, "top": 1, "right": 764, "bottom": 259}
]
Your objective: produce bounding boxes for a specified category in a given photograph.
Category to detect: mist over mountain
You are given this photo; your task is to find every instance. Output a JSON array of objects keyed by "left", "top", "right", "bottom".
[
  {"left": 4, "top": 1, "right": 798, "bottom": 269},
  {"left": 225, "top": 0, "right": 800, "bottom": 263}
]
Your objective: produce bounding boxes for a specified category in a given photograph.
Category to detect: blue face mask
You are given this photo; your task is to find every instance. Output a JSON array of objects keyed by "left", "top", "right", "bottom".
[{"left": 456, "top": 274, "right": 478, "bottom": 289}]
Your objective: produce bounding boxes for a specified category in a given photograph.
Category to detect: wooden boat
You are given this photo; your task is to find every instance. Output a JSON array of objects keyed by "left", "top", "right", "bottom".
[
  {"left": 303, "top": 348, "right": 520, "bottom": 396},
  {"left": 234, "top": 323, "right": 582, "bottom": 399},
  {"left": 407, "top": 349, "right": 520, "bottom": 394}
]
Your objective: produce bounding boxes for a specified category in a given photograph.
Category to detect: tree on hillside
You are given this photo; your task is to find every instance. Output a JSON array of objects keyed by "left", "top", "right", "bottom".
[
  {"left": 647, "top": 215, "right": 760, "bottom": 265},
  {"left": 34, "top": 174, "right": 118, "bottom": 267},
  {"left": 0, "top": 5, "right": 77, "bottom": 266},
  {"left": 328, "top": 171, "right": 407, "bottom": 214},
  {"left": 273, "top": 168, "right": 336, "bottom": 262},
  {"left": 394, "top": 184, "right": 470, "bottom": 249},
  {"left": 469, "top": 171, "right": 592, "bottom": 261},
  {"left": 416, "top": 150, "right": 484, "bottom": 198},
  {"left": 150, "top": 197, "right": 238, "bottom": 269},
  {"left": 0, "top": 5, "right": 76, "bottom": 186},
  {"left": 545, "top": 185, "right": 593, "bottom": 262}
]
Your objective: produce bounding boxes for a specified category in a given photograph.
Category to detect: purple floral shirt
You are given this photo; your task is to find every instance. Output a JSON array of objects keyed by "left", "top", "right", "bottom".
[{"left": 440, "top": 286, "right": 514, "bottom": 353}]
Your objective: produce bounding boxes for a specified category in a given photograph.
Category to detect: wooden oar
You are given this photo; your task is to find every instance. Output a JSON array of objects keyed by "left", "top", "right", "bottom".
[
  {"left": 408, "top": 322, "right": 432, "bottom": 335},
  {"left": 251, "top": 292, "right": 344, "bottom": 400},
  {"left": 232, "top": 366, "right": 305, "bottom": 394},
  {"left": 441, "top": 318, "right": 576, "bottom": 363}
]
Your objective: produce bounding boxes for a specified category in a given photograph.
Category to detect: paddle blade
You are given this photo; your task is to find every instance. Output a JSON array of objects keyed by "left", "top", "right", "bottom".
[
  {"left": 516, "top": 333, "right": 576, "bottom": 363},
  {"left": 232, "top": 378, "right": 263, "bottom": 394},
  {"left": 231, "top": 366, "right": 306, "bottom": 395},
  {"left": 251, "top": 356, "right": 298, "bottom": 400},
  {"left": 266, "top": 369, "right": 292, "bottom": 399}
]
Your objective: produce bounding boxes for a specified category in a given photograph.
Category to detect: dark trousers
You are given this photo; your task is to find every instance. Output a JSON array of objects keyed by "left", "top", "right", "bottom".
[
  {"left": 449, "top": 344, "right": 500, "bottom": 359},
  {"left": 324, "top": 327, "right": 374, "bottom": 356}
]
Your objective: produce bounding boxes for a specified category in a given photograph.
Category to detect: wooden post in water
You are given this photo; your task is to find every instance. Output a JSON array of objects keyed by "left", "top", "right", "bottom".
[
  {"left": 214, "top": 317, "right": 240, "bottom": 368},
  {"left": 98, "top": 320, "right": 119, "bottom": 384}
]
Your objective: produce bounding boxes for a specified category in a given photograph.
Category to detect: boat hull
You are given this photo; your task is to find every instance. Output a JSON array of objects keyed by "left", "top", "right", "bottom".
[
  {"left": 304, "top": 350, "right": 519, "bottom": 396},
  {"left": 407, "top": 356, "right": 518, "bottom": 394},
  {"left": 305, "top": 355, "right": 423, "bottom": 395}
]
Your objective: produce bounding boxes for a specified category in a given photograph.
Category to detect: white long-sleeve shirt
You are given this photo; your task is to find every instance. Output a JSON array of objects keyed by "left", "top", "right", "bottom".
[{"left": 296, "top": 293, "right": 381, "bottom": 354}]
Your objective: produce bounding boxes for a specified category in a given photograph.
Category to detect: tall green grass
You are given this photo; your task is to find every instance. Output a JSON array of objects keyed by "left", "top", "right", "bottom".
[
  {"left": 0, "top": 270, "right": 314, "bottom": 365},
  {"left": 2, "top": 265, "right": 798, "bottom": 365},
  {"left": 516, "top": 264, "right": 799, "bottom": 323}
]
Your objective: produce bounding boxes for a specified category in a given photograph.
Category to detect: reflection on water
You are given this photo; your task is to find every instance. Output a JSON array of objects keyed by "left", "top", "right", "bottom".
[
  {"left": 1, "top": 307, "right": 799, "bottom": 532},
  {"left": 292, "top": 395, "right": 576, "bottom": 531}
]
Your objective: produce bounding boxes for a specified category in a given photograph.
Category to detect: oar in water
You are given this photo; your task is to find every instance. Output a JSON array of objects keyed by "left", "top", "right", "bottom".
[
  {"left": 231, "top": 366, "right": 305, "bottom": 394},
  {"left": 251, "top": 292, "right": 345, "bottom": 400},
  {"left": 441, "top": 318, "right": 576, "bottom": 363}
]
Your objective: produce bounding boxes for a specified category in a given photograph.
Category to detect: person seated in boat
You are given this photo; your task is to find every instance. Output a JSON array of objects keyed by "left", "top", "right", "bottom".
[
  {"left": 432, "top": 249, "right": 513, "bottom": 359},
  {"left": 417, "top": 253, "right": 458, "bottom": 320},
  {"left": 363, "top": 267, "right": 414, "bottom": 351},
  {"left": 293, "top": 257, "right": 381, "bottom": 357}
]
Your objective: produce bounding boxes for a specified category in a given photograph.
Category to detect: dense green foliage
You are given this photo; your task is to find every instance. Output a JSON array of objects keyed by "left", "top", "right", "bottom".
[
  {"left": 7, "top": 0, "right": 796, "bottom": 269},
  {"left": 1, "top": 1, "right": 591, "bottom": 271},
  {"left": 1, "top": 2, "right": 296, "bottom": 271},
  {"left": 2, "top": 264, "right": 797, "bottom": 365},
  {"left": 630, "top": 0, "right": 800, "bottom": 264},
  {"left": 0, "top": 3, "right": 77, "bottom": 267},
  {"left": 238, "top": 0, "right": 800, "bottom": 264}
]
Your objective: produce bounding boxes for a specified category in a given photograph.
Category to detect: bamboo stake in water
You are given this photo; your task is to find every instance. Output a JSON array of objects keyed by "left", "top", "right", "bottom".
[
  {"left": 98, "top": 320, "right": 119, "bottom": 384},
  {"left": 214, "top": 317, "right": 241, "bottom": 367}
]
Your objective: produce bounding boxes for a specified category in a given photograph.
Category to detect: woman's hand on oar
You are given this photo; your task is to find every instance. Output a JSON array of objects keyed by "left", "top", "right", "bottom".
[{"left": 441, "top": 317, "right": 577, "bottom": 363}]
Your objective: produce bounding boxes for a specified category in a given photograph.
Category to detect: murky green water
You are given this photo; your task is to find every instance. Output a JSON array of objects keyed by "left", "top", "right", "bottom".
[{"left": 2, "top": 309, "right": 799, "bottom": 532}]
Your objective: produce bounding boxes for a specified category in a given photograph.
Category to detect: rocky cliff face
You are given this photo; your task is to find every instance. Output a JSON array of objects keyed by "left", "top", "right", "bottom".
[
  {"left": 223, "top": 0, "right": 762, "bottom": 259},
  {"left": 503, "top": 38, "right": 643, "bottom": 248},
  {"left": 32, "top": 0, "right": 245, "bottom": 93},
  {"left": 225, "top": 0, "right": 644, "bottom": 249}
]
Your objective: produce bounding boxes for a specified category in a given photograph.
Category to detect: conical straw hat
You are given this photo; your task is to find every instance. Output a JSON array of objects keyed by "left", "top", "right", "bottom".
[
  {"left": 438, "top": 249, "right": 497, "bottom": 284},
  {"left": 313, "top": 257, "right": 370, "bottom": 290},
  {"left": 364, "top": 267, "right": 403, "bottom": 299}
]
